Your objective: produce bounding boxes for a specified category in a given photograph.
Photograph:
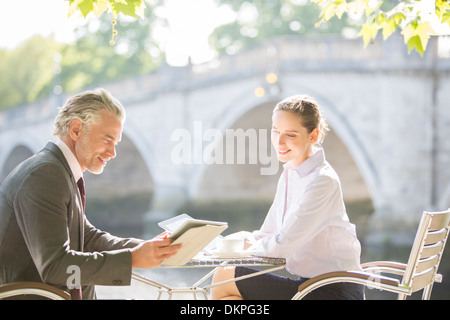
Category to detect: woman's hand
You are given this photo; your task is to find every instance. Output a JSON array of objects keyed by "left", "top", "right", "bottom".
[{"left": 224, "top": 231, "right": 255, "bottom": 250}]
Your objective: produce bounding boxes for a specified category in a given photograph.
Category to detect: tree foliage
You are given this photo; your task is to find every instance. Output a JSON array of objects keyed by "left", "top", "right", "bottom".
[
  {"left": 1, "top": 0, "right": 448, "bottom": 110},
  {"left": 67, "top": 0, "right": 450, "bottom": 56},
  {"left": 67, "top": 0, "right": 147, "bottom": 19},
  {"left": 312, "top": 0, "right": 450, "bottom": 56},
  {"left": 60, "top": 4, "right": 164, "bottom": 93},
  {"left": 210, "top": 0, "right": 353, "bottom": 56},
  {"left": 0, "top": 1, "right": 165, "bottom": 110},
  {"left": 0, "top": 36, "right": 60, "bottom": 109}
]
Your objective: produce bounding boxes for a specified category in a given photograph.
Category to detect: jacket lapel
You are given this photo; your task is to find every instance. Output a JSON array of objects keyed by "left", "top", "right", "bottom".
[{"left": 43, "top": 142, "right": 84, "bottom": 251}]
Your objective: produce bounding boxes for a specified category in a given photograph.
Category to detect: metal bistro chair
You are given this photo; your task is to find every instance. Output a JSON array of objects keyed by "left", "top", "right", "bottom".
[
  {"left": 0, "top": 282, "right": 71, "bottom": 300},
  {"left": 292, "top": 209, "right": 450, "bottom": 300}
]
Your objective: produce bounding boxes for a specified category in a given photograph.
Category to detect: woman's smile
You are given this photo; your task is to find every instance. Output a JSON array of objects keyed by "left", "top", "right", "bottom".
[{"left": 271, "top": 110, "right": 316, "bottom": 167}]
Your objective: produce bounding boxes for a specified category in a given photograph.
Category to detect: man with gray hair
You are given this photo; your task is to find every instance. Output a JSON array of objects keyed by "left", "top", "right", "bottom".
[{"left": 0, "top": 88, "right": 180, "bottom": 299}]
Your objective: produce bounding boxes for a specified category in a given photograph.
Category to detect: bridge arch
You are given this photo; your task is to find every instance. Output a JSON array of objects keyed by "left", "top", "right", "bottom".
[
  {"left": 122, "top": 120, "right": 158, "bottom": 184},
  {"left": 0, "top": 145, "right": 34, "bottom": 181},
  {"left": 187, "top": 87, "right": 277, "bottom": 199},
  {"left": 83, "top": 131, "right": 154, "bottom": 237},
  {"left": 187, "top": 81, "right": 381, "bottom": 213},
  {"left": 306, "top": 92, "right": 382, "bottom": 210},
  {"left": 0, "top": 127, "right": 45, "bottom": 181},
  {"left": 280, "top": 80, "right": 382, "bottom": 210}
]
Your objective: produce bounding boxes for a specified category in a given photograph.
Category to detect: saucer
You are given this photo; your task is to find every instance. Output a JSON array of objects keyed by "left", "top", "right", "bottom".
[{"left": 210, "top": 250, "right": 253, "bottom": 259}]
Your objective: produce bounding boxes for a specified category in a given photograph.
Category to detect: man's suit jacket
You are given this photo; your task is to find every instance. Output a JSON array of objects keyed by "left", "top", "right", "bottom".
[{"left": 0, "top": 142, "right": 142, "bottom": 299}]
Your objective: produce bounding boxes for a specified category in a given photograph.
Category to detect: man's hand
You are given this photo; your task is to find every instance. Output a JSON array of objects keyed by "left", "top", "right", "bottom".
[{"left": 131, "top": 238, "right": 181, "bottom": 269}]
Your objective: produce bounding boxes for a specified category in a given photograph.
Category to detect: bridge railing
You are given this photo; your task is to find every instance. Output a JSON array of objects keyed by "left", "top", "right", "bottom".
[
  {"left": 190, "top": 34, "right": 448, "bottom": 83},
  {"left": 1, "top": 35, "right": 449, "bottom": 131}
]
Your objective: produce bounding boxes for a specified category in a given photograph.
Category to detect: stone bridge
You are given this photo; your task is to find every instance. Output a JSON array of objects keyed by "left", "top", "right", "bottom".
[{"left": 1, "top": 34, "right": 449, "bottom": 238}]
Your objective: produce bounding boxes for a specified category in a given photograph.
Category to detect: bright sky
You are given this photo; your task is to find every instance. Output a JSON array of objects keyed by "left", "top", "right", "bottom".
[{"left": 0, "top": 0, "right": 235, "bottom": 66}]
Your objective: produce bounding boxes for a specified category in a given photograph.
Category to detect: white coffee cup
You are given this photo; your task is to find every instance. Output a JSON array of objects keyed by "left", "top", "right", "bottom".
[{"left": 216, "top": 238, "right": 244, "bottom": 253}]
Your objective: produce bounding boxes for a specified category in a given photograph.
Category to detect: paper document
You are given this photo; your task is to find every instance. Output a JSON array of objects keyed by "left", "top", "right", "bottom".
[{"left": 159, "top": 214, "right": 228, "bottom": 265}]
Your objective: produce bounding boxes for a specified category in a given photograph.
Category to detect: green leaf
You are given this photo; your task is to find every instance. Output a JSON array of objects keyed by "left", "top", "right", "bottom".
[
  {"left": 405, "top": 34, "right": 424, "bottom": 55},
  {"left": 335, "top": 3, "right": 347, "bottom": 19},
  {"left": 401, "top": 23, "right": 416, "bottom": 43},
  {"left": 382, "top": 12, "right": 405, "bottom": 40},
  {"left": 110, "top": 0, "right": 144, "bottom": 18},
  {"left": 382, "top": 18, "right": 396, "bottom": 40},
  {"left": 321, "top": 2, "right": 337, "bottom": 21},
  {"left": 442, "top": 12, "right": 450, "bottom": 27},
  {"left": 92, "top": 0, "right": 109, "bottom": 17},
  {"left": 392, "top": 12, "right": 406, "bottom": 25},
  {"left": 415, "top": 22, "right": 433, "bottom": 53},
  {"left": 401, "top": 21, "right": 434, "bottom": 56},
  {"left": 347, "top": 0, "right": 368, "bottom": 16},
  {"left": 358, "top": 22, "right": 379, "bottom": 47},
  {"left": 436, "top": 0, "right": 450, "bottom": 22},
  {"left": 77, "top": 0, "right": 95, "bottom": 18}
]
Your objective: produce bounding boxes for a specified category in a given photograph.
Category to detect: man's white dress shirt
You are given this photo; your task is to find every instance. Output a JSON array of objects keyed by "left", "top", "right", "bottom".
[{"left": 55, "top": 139, "right": 83, "bottom": 183}]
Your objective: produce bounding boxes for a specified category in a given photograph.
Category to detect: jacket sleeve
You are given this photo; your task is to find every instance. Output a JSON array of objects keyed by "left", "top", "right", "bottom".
[
  {"left": 83, "top": 218, "right": 142, "bottom": 253},
  {"left": 13, "top": 162, "right": 138, "bottom": 287}
]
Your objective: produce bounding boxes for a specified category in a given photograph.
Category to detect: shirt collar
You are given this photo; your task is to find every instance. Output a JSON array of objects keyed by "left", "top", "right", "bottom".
[
  {"left": 54, "top": 139, "right": 83, "bottom": 182},
  {"left": 283, "top": 147, "right": 325, "bottom": 177}
]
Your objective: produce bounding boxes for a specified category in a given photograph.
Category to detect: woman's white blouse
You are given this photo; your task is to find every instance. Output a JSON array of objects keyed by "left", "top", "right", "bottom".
[{"left": 252, "top": 148, "right": 362, "bottom": 278}]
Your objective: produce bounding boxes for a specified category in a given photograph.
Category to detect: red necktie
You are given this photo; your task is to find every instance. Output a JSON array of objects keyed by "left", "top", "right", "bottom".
[
  {"left": 71, "top": 178, "right": 85, "bottom": 300},
  {"left": 77, "top": 177, "right": 85, "bottom": 212}
]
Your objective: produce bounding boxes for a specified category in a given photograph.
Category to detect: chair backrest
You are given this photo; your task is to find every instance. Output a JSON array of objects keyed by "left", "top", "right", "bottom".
[{"left": 402, "top": 209, "right": 450, "bottom": 293}]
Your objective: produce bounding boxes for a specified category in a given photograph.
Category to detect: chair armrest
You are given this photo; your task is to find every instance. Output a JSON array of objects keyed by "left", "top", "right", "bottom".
[
  {"left": 0, "top": 282, "right": 71, "bottom": 300},
  {"left": 362, "top": 261, "right": 407, "bottom": 270},
  {"left": 292, "top": 271, "right": 402, "bottom": 300},
  {"left": 361, "top": 261, "right": 408, "bottom": 276},
  {"left": 362, "top": 261, "right": 443, "bottom": 284}
]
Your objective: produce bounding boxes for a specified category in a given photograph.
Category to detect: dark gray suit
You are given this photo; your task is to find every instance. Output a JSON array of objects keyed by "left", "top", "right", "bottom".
[{"left": 0, "top": 142, "right": 142, "bottom": 299}]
